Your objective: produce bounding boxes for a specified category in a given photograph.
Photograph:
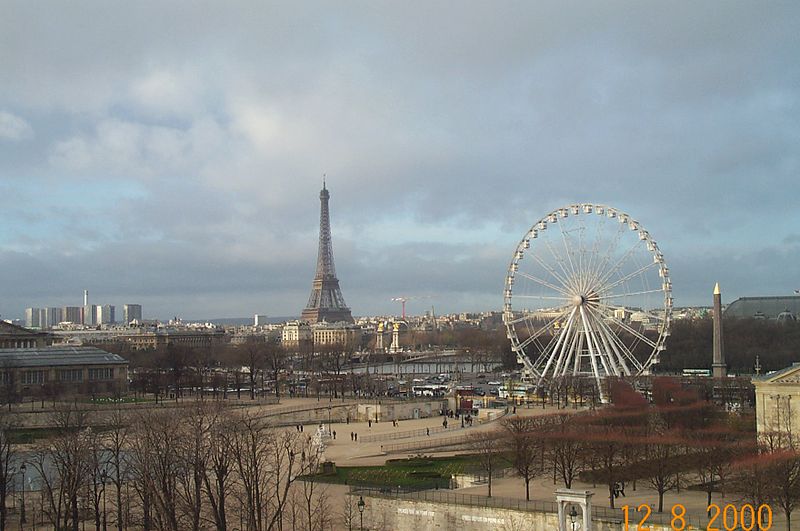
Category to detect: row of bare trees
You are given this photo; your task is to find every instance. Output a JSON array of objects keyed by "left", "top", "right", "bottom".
[
  {"left": 26, "top": 403, "right": 331, "bottom": 531},
  {"left": 488, "top": 378, "right": 800, "bottom": 528}
]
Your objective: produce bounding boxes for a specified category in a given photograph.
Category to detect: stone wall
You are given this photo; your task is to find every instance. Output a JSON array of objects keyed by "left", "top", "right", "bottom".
[
  {"left": 356, "top": 399, "right": 447, "bottom": 422},
  {"left": 354, "top": 494, "right": 673, "bottom": 531}
]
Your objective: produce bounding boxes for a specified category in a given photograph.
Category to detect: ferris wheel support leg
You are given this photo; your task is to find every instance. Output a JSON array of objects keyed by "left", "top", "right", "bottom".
[
  {"left": 580, "top": 306, "right": 606, "bottom": 403},
  {"left": 591, "top": 309, "right": 633, "bottom": 376},
  {"left": 571, "top": 331, "right": 583, "bottom": 377},
  {"left": 543, "top": 308, "right": 578, "bottom": 386}
]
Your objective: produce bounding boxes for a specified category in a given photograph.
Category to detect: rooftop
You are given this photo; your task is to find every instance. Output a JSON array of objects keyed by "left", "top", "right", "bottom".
[
  {"left": 724, "top": 295, "right": 800, "bottom": 319},
  {"left": 0, "top": 346, "right": 128, "bottom": 368}
]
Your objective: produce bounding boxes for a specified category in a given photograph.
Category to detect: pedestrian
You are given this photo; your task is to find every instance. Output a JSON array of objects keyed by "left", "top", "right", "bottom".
[
  {"left": 368, "top": 419, "right": 372, "bottom": 428},
  {"left": 426, "top": 428, "right": 430, "bottom": 436},
  {"left": 354, "top": 433, "right": 358, "bottom": 442},
  {"left": 333, "top": 430, "right": 337, "bottom": 440},
  {"left": 301, "top": 424, "right": 304, "bottom": 432},
  {"left": 350, "top": 431, "right": 354, "bottom": 441}
]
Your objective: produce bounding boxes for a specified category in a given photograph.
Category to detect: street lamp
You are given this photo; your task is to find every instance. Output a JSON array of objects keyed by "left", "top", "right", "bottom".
[
  {"left": 357, "top": 496, "right": 365, "bottom": 531},
  {"left": 100, "top": 470, "right": 108, "bottom": 531},
  {"left": 569, "top": 505, "right": 578, "bottom": 531},
  {"left": 328, "top": 405, "right": 332, "bottom": 436},
  {"left": 19, "top": 463, "right": 26, "bottom": 525}
]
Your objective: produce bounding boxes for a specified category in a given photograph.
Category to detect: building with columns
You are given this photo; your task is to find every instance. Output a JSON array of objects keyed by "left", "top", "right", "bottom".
[
  {"left": 0, "top": 321, "right": 53, "bottom": 349},
  {"left": 753, "top": 362, "right": 800, "bottom": 448}
]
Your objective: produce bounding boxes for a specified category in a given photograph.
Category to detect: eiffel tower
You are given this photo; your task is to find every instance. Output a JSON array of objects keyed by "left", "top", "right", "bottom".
[{"left": 301, "top": 182, "right": 354, "bottom": 323}]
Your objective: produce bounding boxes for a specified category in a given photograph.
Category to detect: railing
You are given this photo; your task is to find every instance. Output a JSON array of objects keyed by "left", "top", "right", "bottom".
[
  {"left": 350, "top": 488, "right": 707, "bottom": 529},
  {"left": 365, "top": 411, "right": 507, "bottom": 444},
  {"left": 380, "top": 432, "right": 495, "bottom": 453},
  {"left": 360, "top": 423, "right": 462, "bottom": 443},
  {"left": 351, "top": 486, "right": 561, "bottom": 514},
  {"left": 349, "top": 486, "right": 707, "bottom": 528}
]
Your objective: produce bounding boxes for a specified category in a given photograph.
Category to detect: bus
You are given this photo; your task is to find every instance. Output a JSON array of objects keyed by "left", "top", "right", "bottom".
[
  {"left": 412, "top": 384, "right": 448, "bottom": 397},
  {"left": 682, "top": 368, "right": 711, "bottom": 377},
  {"left": 498, "top": 383, "right": 535, "bottom": 399}
]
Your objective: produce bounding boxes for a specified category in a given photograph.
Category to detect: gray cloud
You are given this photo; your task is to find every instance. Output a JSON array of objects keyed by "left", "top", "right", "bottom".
[{"left": 1, "top": 1, "right": 799, "bottom": 318}]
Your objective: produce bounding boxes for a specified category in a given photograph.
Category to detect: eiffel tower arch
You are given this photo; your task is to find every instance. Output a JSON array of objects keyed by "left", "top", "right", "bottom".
[{"left": 301, "top": 182, "right": 354, "bottom": 324}]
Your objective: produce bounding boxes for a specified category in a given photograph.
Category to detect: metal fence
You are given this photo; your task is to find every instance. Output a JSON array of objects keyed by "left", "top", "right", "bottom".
[
  {"left": 360, "top": 423, "right": 463, "bottom": 443},
  {"left": 380, "top": 432, "right": 492, "bottom": 453},
  {"left": 374, "top": 410, "right": 509, "bottom": 448},
  {"left": 349, "top": 486, "right": 707, "bottom": 528}
]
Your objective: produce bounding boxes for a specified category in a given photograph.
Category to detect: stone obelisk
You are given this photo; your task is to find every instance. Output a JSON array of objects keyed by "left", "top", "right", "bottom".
[{"left": 712, "top": 282, "right": 727, "bottom": 378}]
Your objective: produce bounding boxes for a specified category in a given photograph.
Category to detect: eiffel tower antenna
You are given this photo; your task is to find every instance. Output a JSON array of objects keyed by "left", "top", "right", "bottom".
[{"left": 301, "top": 182, "right": 353, "bottom": 323}]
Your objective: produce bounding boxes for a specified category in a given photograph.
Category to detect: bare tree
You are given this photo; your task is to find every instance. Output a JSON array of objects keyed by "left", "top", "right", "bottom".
[
  {"left": 177, "top": 404, "right": 209, "bottom": 531},
  {"left": 31, "top": 406, "right": 92, "bottom": 531},
  {"left": 0, "top": 413, "right": 17, "bottom": 531},
  {"left": 105, "top": 408, "right": 129, "bottom": 531},
  {"left": 546, "top": 414, "right": 584, "bottom": 489},
  {"left": 87, "top": 427, "right": 107, "bottom": 531},
  {"left": 129, "top": 409, "right": 181, "bottom": 531},
  {"left": 340, "top": 494, "right": 358, "bottom": 531},
  {"left": 503, "top": 416, "right": 544, "bottom": 500},
  {"left": 264, "top": 341, "right": 287, "bottom": 399},
  {"left": 764, "top": 452, "right": 800, "bottom": 531},
  {"left": 470, "top": 431, "right": 502, "bottom": 497},
  {"left": 201, "top": 404, "right": 234, "bottom": 531},
  {"left": 229, "top": 413, "right": 271, "bottom": 530}
]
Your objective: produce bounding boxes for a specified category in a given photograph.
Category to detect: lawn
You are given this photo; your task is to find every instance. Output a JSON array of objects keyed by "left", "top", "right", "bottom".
[{"left": 307, "top": 454, "right": 511, "bottom": 490}]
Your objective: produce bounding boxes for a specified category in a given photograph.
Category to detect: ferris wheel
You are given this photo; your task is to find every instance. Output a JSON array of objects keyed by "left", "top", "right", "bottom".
[{"left": 502, "top": 204, "right": 672, "bottom": 401}]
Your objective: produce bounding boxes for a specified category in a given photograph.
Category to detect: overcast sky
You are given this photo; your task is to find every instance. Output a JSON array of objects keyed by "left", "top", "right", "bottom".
[{"left": 1, "top": 1, "right": 799, "bottom": 320}]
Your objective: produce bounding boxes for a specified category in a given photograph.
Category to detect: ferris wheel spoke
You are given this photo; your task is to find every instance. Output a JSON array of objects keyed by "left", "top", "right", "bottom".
[
  {"left": 594, "top": 301, "right": 666, "bottom": 322},
  {"left": 514, "top": 295, "right": 570, "bottom": 302},
  {"left": 602, "top": 288, "right": 664, "bottom": 300},
  {"left": 603, "top": 313, "right": 658, "bottom": 349},
  {"left": 571, "top": 329, "right": 584, "bottom": 376},
  {"left": 507, "top": 308, "right": 567, "bottom": 325},
  {"left": 542, "top": 237, "right": 580, "bottom": 293},
  {"left": 515, "top": 271, "right": 573, "bottom": 297},
  {"left": 594, "top": 261, "right": 660, "bottom": 295},
  {"left": 588, "top": 223, "right": 628, "bottom": 291},
  {"left": 583, "top": 309, "right": 614, "bottom": 377},
  {"left": 592, "top": 239, "right": 642, "bottom": 292},
  {"left": 579, "top": 306, "right": 605, "bottom": 392},
  {"left": 514, "top": 308, "right": 572, "bottom": 352},
  {"left": 555, "top": 214, "right": 581, "bottom": 288},
  {"left": 585, "top": 305, "right": 639, "bottom": 374},
  {"left": 526, "top": 249, "right": 576, "bottom": 293},
  {"left": 534, "top": 325, "right": 566, "bottom": 369},
  {"left": 537, "top": 307, "right": 577, "bottom": 381},
  {"left": 582, "top": 217, "right": 608, "bottom": 292}
]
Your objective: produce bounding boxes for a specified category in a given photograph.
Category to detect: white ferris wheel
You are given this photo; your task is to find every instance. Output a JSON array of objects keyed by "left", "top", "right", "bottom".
[{"left": 503, "top": 204, "right": 672, "bottom": 402}]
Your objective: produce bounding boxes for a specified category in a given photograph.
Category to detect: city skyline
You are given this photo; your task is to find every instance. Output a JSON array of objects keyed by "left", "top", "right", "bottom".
[{"left": 1, "top": 2, "right": 799, "bottom": 320}]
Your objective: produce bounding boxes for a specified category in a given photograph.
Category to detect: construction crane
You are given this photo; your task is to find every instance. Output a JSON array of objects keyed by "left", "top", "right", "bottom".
[{"left": 390, "top": 296, "right": 430, "bottom": 319}]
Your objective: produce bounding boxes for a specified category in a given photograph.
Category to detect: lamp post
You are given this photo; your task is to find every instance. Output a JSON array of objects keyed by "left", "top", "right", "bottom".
[
  {"left": 100, "top": 470, "right": 108, "bottom": 531},
  {"left": 328, "top": 405, "right": 332, "bottom": 436},
  {"left": 19, "top": 463, "right": 26, "bottom": 526},
  {"left": 357, "top": 496, "right": 365, "bottom": 531},
  {"left": 569, "top": 505, "right": 578, "bottom": 531}
]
